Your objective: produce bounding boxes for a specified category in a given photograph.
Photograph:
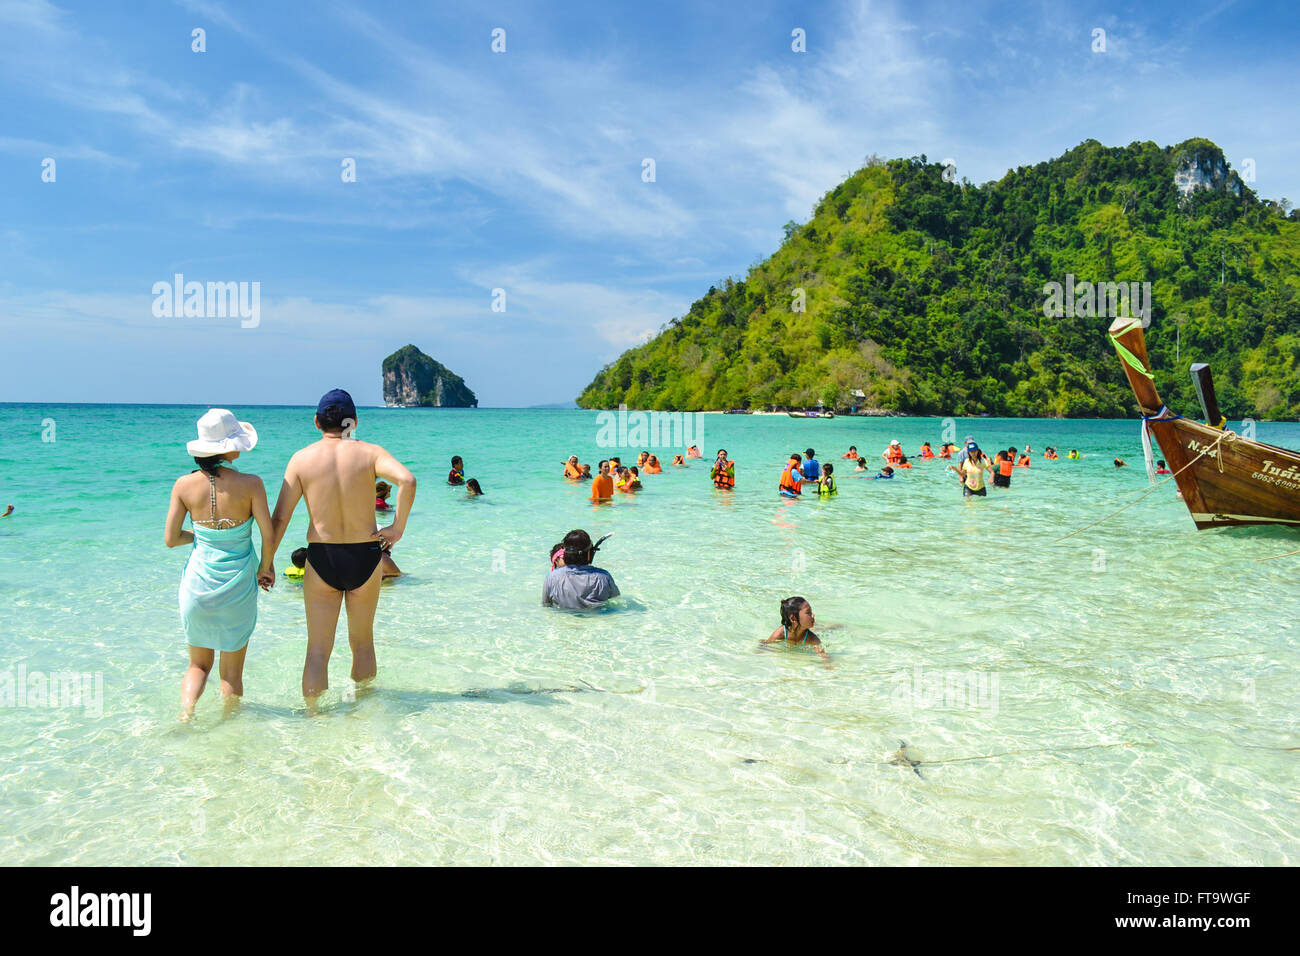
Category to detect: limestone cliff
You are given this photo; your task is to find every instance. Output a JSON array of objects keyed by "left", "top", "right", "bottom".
[{"left": 382, "top": 345, "right": 478, "bottom": 407}]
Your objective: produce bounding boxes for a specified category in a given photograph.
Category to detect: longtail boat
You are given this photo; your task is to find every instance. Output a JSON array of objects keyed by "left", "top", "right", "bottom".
[{"left": 1108, "top": 316, "right": 1300, "bottom": 529}]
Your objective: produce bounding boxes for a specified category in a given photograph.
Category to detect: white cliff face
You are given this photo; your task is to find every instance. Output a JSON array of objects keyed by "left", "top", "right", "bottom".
[{"left": 1174, "top": 153, "right": 1242, "bottom": 198}]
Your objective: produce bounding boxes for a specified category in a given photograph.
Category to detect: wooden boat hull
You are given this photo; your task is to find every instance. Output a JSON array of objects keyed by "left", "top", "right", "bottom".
[
  {"left": 1109, "top": 316, "right": 1300, "bottom": 529},
  {"left": 1144, "top": 414, "right": 1300, "bottom": 528}
]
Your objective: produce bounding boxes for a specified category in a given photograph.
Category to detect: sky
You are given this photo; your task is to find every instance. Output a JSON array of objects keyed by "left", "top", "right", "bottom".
[{"left": 1, "top": 0, "right": 1296, "bottom": 407}]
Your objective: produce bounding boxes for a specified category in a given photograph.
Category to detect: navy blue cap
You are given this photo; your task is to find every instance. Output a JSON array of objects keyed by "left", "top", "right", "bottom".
[{"left": 317, "top": 388, "right": 356, "bottom": 418}]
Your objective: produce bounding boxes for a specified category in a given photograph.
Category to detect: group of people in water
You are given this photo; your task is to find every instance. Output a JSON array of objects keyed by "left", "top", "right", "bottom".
[
  {"left": 168, "top": 395, "right": 1143, "bottom": 716},
  {"left": 563, "top": 449, "right": 685, "bottom": 499}
]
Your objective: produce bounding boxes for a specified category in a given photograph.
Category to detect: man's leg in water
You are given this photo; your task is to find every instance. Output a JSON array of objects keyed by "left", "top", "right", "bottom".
[
  {"left": 302, "top": 562, "right": 344, "bottom": 700},
  {"left": 342, "top": 561, "right": 383, "bottom": 684}
]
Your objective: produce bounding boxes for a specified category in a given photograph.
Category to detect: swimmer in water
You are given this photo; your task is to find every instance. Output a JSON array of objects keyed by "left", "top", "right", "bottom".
[
  {"left": 762, "top": 596, "right": 827, "bottom": 658},
  {"left": 1155, "top": 459, "right": 1171, "bottom": 475},
  {"left": 672, "top": 454, "right": 686, "bottom": 466},
  {"left": 1, "top": 504, "right": 12, "bottom": 517},
  {"left": 855, "top": 456, "right": 869, "bottom": 472},
  {"left": 375, "top": 481, "right": 392, "bottom": 511},
  {"left": 448, "top": 456, "right": 465, "bottom": 485},
  {"left": 817, "top": 462, "right": 837, "bottom": 496},
  {"left": 466, "top": 478, "right": 484, "bottom": 497},
  {"left": 284, "top": 546, "right": 308, "bottom": 580}
]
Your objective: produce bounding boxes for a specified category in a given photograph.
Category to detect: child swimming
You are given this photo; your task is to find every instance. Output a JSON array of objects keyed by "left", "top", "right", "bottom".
[
  {"left": 762, "top": 596, "right": 827, "bottom": 657},
  {"left": 466, "top": 478, "right": 484, "bottom": 496},
  {"left": 447, "top": 456, "right": 465, "bottom": 485},
  {"left": 284, "top": 546, "right": 308, "bottom": 580}
]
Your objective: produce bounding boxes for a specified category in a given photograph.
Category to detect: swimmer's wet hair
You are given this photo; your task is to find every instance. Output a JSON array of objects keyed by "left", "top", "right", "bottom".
[
  {"left": 780, "top": 596, "right": 809, "bottom": 627},
  {"left": 291, "top": 547, "right": 308, "bottom": 568}
]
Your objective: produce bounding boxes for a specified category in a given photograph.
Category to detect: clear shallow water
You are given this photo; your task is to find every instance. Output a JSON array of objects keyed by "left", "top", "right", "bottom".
[{"left": 1, "top": 404, "right": 1296, "bottom": 865}]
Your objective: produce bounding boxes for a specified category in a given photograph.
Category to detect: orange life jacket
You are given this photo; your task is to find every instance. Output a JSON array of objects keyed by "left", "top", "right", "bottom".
[
  {"left": 886, "top": 447, "right": 904, "bottom": 463},
  {"left": 713, "top": 459, "right": 735, "bottom": 489},
  {"left": 564, "top": 462, "right": 582, "bottom": 479},
  {"left": 998, "top": 457, "right": 1014, "bottom": 477},
  {"left": 779, "top": 464, "right": 801, "bottom": 494},
  {"left": 920, "top": 447, "right": 935, "bottom": 459},
  {"left": 645, "top": 463, "right": 662, "bottom": 474},
  {"left": 1018, "top": 456, "right": 1030, "bottom": 467}
]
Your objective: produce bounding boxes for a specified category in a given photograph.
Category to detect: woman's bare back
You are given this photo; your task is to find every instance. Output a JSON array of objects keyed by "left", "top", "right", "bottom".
[{"left": 179, "top": 469, "right": 259, "bottom": 527}]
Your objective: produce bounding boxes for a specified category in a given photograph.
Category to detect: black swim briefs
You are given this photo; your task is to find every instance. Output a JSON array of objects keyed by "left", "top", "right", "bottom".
[{"left": 306, "top": 542, "right": 383, "bottom": 591}]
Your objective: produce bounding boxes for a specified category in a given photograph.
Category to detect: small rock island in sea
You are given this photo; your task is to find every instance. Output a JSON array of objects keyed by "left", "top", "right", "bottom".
[{"left": 381, "top": 345, "right": 478, "bottom": 407}]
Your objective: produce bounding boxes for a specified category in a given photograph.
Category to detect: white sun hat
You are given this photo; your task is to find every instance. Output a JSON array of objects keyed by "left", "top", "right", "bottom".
[
  {"left": 890, "top": 439, "right": 900, "bottom": 446},
  {"left": 187, "top": 408, "right": 258, "bottom": 456}
]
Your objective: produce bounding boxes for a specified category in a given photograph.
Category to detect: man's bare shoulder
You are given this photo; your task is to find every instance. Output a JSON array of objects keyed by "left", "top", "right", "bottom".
[{"left": 286, "top": 441, "right": 325, "bottom": 466}]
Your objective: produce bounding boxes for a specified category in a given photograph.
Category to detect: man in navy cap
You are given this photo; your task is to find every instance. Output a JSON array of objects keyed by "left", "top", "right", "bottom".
[{"left": 269, "top": 388, "right": 417, "bottom": 704}]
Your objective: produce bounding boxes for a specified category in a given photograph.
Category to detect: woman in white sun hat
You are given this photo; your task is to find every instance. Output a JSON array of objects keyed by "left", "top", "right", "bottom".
[{"left": 163, "top": 408, "right": 275, "bottom": 720}]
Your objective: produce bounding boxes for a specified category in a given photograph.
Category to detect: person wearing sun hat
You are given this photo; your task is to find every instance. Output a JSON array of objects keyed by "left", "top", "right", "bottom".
[
  {"left": 164, "top": 408, "right": 275, "bottom": 721},
  {"left": 268, "top": 388, "right": 417, "bottom": 704},
  {"left": 883, "top": 439, "right": 905, "bottom": 464}
]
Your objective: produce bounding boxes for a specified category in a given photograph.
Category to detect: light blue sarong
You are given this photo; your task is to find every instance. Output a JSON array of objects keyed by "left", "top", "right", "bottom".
[{"left": 179, "top": 518, "right": 257, "bottom": 652}]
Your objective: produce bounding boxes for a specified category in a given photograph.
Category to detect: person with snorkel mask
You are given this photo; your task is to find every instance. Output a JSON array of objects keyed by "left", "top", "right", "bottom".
[{"left": 542, "top": 529, "right": 620, "bottom": 609}]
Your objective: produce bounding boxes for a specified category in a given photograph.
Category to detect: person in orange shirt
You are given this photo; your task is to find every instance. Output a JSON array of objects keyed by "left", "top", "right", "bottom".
[
  {"left": 591, "top": 460, "right": 615, "bottom": 502},
  {"left": 644, "top": 455, "right": 662, "bottom": 473}
]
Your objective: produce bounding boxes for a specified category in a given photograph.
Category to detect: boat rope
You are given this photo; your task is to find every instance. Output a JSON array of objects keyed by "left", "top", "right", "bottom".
[
  {"left": 911, "top": 740, "right": 1152, "bottom": 768},
  {"left": 1254, "top": 547, "right": 1300, "bottom": 563},
  {"left": 1051, "top": 428, "right": 1233, "bottom": 543}
]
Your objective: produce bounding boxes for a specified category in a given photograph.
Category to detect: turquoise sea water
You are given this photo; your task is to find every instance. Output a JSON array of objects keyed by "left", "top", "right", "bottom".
[{"left": 1, "top": 403, "right": 1297, "bottom": 865}]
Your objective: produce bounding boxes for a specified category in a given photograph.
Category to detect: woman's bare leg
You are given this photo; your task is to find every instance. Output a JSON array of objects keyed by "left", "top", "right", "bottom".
[
  {"left": 181, "top": 646, "right": 215, "bottom": 720},
  {"left": 218, "top": 644, "right": 248, "bottom": 715}
]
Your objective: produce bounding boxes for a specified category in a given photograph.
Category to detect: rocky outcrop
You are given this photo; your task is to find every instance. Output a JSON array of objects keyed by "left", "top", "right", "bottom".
[
  {"left": 382, "top": 345, "right": 478, "bottom": 407},
  {"left": 1173, "top": 141, "right": 1243, "bottom": 198}
]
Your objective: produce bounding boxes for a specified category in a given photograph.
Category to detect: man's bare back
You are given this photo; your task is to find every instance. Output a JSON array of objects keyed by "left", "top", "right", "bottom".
[
  {"left": 267, "top": 391, "right": 416, "bottom": 702},
  {"left": 286, "top": 438, "right": 387, "bottom": 543}
]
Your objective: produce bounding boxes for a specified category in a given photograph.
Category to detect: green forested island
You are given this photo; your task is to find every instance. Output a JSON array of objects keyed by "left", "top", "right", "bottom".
[{"left": 578, "top": 138, "right": 1300, "bottom": 418}]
